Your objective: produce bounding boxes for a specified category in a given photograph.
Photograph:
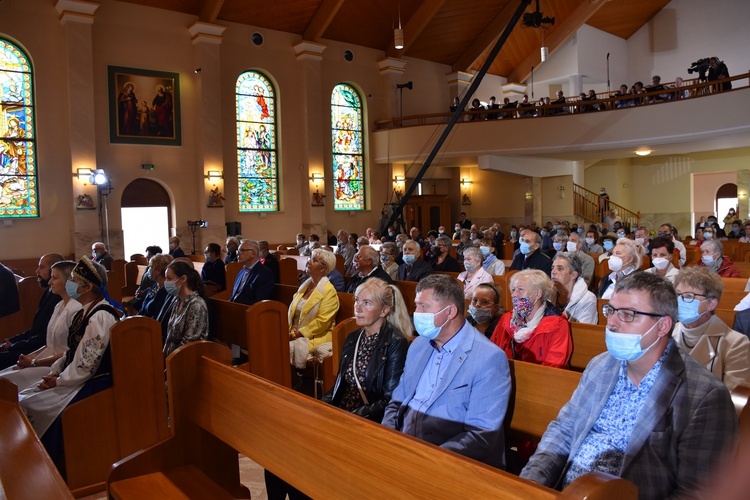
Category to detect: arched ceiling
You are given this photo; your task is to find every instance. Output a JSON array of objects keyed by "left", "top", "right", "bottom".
[{"left": 117, "top": 0, "right": 670, "bottom": 82}]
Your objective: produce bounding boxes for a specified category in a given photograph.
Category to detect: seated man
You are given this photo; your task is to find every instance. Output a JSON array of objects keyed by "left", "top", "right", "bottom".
[
  {"left": 228, "top": 240, "right": 275, "bottom": 305},
  {"left": 486, "top": 96, "right": 500, "bottom": 119},
  {"left": 345, "top": 245, "right": 393, "bottom": 294},
  {"left": 335, "top": 230, "right": 356, "bottom": 274},
  {"left": 300, "top": 233, "right": 320, "bottom": 257},
  {"left": 397, "top": 240, "right": 433, "bottom": 282},
  {"left": 258, "top": 240, "right": 280, "bottom": 283},
  {"left": 0, "top": 254, "right": 64, "bottom": 370},
  {"left": 659, "top": 224, "right": 686, "bottom": 267},
  {"left": 91, "top": 241, "right": 114, "bottom": 270},
  {"left": 382, "top": 274, "right": 511, "bottom": 468},
  {"left": 550, "top": 90, "right": 568, "bottom": 114},
  {"left": 510, "top": 230, "right": 552, "bottom": 276},
  {"left": 224, "top": 236, "right": 240, "bottom": 264},
  {"left": 201, "top": 243, "right": 226, "bottom": 292},
  {"left": 168, "top": 236, "right": 185, "bottom": 258},
  {"left": 521, "top": 273, "right": 737, "bottom": 498}
]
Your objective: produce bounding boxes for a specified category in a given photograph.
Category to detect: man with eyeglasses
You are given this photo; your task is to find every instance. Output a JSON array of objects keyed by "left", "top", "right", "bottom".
[
  {"left": 658, "top": 223, "right": 686, "bottom": 267},
  {"left": 522, "top": 272, "right": 737, "bottom": 499},
  {"left": 229, "top": 239, "right": 274, "bottom": 305}
]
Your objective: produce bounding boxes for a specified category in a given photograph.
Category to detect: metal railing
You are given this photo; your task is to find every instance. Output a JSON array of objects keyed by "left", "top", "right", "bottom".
[{"left": 573, "top": 183, "right": 640, "bottom": 228}]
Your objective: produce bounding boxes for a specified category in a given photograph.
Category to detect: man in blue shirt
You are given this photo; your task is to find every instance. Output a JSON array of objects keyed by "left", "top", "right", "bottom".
[
  {"left": 382, "top": 274, "right": 511, "bottom": 468},
  {"left": 521, "top": 272, "right": 737, "bottom": 499}
]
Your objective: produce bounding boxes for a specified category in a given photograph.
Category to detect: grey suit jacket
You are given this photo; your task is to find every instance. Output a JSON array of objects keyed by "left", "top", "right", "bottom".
[
  {"left": 382, "top": 322, "right": 511, "bottom": 468},
  {"left": 521, "top": 340, "right": 737, "bottom": 499}
]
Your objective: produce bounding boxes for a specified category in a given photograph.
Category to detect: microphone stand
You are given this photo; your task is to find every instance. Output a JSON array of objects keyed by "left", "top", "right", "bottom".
[{"left": 606, "top": 52, "right": 611, "bottom": 95}]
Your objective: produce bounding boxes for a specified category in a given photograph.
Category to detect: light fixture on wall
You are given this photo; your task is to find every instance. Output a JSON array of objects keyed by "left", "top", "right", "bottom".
[
  {"left": 75, "top": 168, "right": 92, "bottom": 182},
  {"left": 559, "top": 184, "right": 566, "bottom": 199},
  {"left": 89, "top": 169, "right": 112, "bottom": 251},
  {"left": 635, "top": 148, "right": 652, "bottom": 156},
  {"left": 525, "top": 192, "right": 533, "bottom": 200},
  {"left": 394, "top": 2, "right": 404, "bottom": 50},
  {"left": 204, "top": 170, "right": 223, "bottom": 181},
  {"left": 309, "top": 172, "right": 324, "bottom": 187},
  {"left": 460, "top": 178, "right": 473, "bottom": 188}
]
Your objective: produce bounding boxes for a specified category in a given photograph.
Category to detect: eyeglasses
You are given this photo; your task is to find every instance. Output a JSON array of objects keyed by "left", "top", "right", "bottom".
[
  {"left": 675, "top": 291, "right": 707, "bottom": 303},
  {"left": 470, "top": 298, "right": 496, "bottom": 307},
  {"left": 237, "top": 248, "right": 252, "bottom": 253},
  {"left": 602, "top": 304, "right": 663, "bottom": 323}
]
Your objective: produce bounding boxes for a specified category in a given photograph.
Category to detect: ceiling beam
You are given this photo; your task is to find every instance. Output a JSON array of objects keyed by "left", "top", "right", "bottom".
[
  {"left": 507, "top": 0, "right": 609, "bottom": 84},
  {"left": 303, "top": 0, "right": 346, "bottom": 41},
  {"left": 451, "top": 1, "right": 517, "bottom": 73},
  {"left": 199, "top": 0, "right": 225, "bottom": 22},
  {"left": 386, "top": 0, "right": 447, "bottom": 58}
]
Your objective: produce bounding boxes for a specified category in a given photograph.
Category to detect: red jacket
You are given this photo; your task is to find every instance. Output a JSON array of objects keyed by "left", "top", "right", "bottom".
[
  {"left": 490, "top": 306, "right": 573, "bottom": 369},
  {"left": 696, "top": 255, "right": 740, "bottom": 278}
]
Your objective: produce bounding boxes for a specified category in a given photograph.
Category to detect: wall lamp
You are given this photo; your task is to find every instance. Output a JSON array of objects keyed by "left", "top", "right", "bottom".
[
  {"left": 205, "top": 170, "right": 223, "bottom": 181},
  {"left": 460, "top": 178, "right": 473, "bottom": 187},
  {"left": 75, "top": 168, "right": 92, "bottom": 182},
  {"left": 309, "top": 172, "right": 324, "bottom": 186},
  {"left": 393, "top": 175, "right": 405, "bottom": 183}
]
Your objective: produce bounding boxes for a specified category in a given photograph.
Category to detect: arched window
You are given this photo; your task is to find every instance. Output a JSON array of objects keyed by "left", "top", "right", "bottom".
[
  {"left": 236, "top": 71, "right": 278, "bottom": 212},
  {"left": 0, "top": 38, "right": 38, "bottom": 218},
  {"left": 331, "top": 84, "right": 365, "bottom": 211}
]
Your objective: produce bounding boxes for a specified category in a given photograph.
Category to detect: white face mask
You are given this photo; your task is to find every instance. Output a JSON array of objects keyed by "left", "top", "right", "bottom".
[
  {"left": 635, "top": 237, "right": 645, "bottom": 245},
  {"left": 701, "top": 254, "right": 715, "bottom": 266},
  {"left": 652, "top": 257, "right": 669, "bottom": 270},
  {"left": 566, "top": 241, "right": 577, "bottom": 252},
  {"left": 608, "top": 256, "right": 624, "bottom": 272},
  {"left": 585, "top": 237, "right": 595, "bottom": 245}
]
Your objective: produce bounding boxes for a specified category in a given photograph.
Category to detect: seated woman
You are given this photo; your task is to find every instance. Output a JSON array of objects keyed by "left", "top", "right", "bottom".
[
  {"left": 551, "top": 253, "right": 597, "bottom": 324},
  {"left": 428, "top": 235, "right": 460, "bottom": 272},
  {"left": 379, "top": 242, "right": 399, "bottom": 281},
  {"left": 467, "top": 282, "right": 502, "bottom": 338},
  {"left": 478, "top": 237, "right": 505, "bottom": 276},
  {"left": 163, "top": 260, "right": 209, "bottom": 357},
  {"left": 289, "top": 249, "right": 340, "bottom": 369},
  {"left": 490, "top": 269, "right": 572, "bottom": 368},
  {"left": 696, "top": 239, "right": 740, "bottom": 278},
  {"left": 458, "top": 246, "right": 494, "bottom": 299},
  {"left": 322, "top": 278, "right": 411, "bottom": 421},
  {"left": 18, "top": 257, "right": 121, "bottom": 468},
  {"left": 597, "top": 234, "right": 617, "bottom": 263},
  {"left": 138, "top": 253, "right": 173, "bottom": 318},
  {"left": 645, "top": 236, "right": 679, "bottom": 283},
  {"left": 597, "top": 237, "right": 644, "bottom": 299},
  {"left": 673, "top": 267, "right": 750, "bottom": 391},
  {"left": 582, "top": 229, "right": 603, "bottom": 253},
  {"left": 0, "top": 260, "right": 82, "bottom": 390}
]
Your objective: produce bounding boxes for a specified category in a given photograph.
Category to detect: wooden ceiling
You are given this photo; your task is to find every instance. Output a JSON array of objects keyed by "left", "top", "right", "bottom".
[{"left": 117, "top": 0, "right": 670, "bottom": 82}]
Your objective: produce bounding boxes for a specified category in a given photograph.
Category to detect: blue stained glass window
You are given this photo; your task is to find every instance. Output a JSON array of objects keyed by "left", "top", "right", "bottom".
[
  {"left": 331, "top": 84, "right": 365, "bottom": 211},
  {"left": 236, "top": 71, "right": 278, "bottom": 212},
  {"left": 0, "top": 38, "right": 38, "bottom": 218}
]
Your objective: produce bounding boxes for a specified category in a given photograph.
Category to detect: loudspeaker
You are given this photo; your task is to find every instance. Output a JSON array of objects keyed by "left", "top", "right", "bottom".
[{"left": 226, "top": 221, "right": 241, "bottom": 236}]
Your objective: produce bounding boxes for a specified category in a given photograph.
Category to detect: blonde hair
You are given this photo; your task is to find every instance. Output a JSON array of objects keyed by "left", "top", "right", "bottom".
[
  {"left": 510, "top": 269, "right": 553, "bottom": 302},
  {"left": 613, "top": 237, "right": 645, "bottom": 269},
  {"left": 355, "top": 278, "right": 413, "bottom": 338}
]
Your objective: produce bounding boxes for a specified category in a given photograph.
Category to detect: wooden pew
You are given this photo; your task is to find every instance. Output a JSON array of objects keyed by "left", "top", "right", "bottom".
[
  {"left": 61, "top": 317, "right": 169, "bottom": 496},
  {"left": 393, "top": 280, "right": 417, "bottom": 315},
  {"left": 239, "top": 300, "right": 292, "bottom": 389},
  {"left": 732, "top": 383, "right": 750, "bottom": 442},
  {"left": 272, "top": 283, "right": 298, "bottom": 306},
  {"left": 278, "top": 257, "right": 299, "bottom": 286},
  {"left": 335, "top": 291, "right": 354, "bottom": 325},
  {"left": 108, "top": 341, "right": 636, "bottom": 499},
  {"left": 0, "top": 379, "right": 72, "bottom": 500},
  {"left": 106, "top": 268, "right": 125, "bottom": 304},
  {"left": 735, "top": 262, "right": 750, "bottom": 279},
  {"left": 715, "top": 309, "right": 737, "bottom": 328},
  {"left": 331, "top": 317, "right": 358, "bottom": 377},
  {"left": 597, "top": 298, "right": 608, "bottom": 326},
  {"left": 570, "top": 323, "right": 606, "bottom": 371},
  {"left": 718, "top": 290, "right": 747, "bottom": 311},
  {"left": 0, "top": 276, "right": 44, "bottom": 339}
]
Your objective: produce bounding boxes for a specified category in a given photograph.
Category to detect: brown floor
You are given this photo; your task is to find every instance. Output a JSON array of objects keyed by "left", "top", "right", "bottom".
[{"left": 78, "top": 454, "right": 268, "bottom": 500}]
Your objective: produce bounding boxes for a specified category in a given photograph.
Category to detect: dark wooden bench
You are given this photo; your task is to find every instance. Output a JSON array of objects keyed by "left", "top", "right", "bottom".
[
  {"left": 0, "top": 275, "right": 44, "bottom": 341},
  {"left": 570, "top": 323, "right": 606, "bottom": 371},
  {"left": 108, "top": 341, "right": 636, "bottom": 499},
  {"left": 0, "top": 379, "right": 72, "bottom": 499}
]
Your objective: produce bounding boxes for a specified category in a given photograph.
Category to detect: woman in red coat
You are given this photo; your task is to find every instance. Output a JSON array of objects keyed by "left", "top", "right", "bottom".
[{"left": 490, "top": 269, "right": 572, "bottom": 368}]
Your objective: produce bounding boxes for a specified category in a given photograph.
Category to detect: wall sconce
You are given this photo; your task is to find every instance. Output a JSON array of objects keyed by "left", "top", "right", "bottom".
[
  {"left": 75, "top": 168, "right": 92, "bottom": 182},
  {"left": 460, "top": 178, "right": 473, "bottom": 188},
  {"left": 525, "top": 192, "right": 533, "bottom": 200},
  {"left": 393, "top": 174, "right": 405, "bottom": 183},
  {"left": 205, "top": 170, "right": 223, "bottom": 181},
  {"left": 559, "top": 185, "right": 566, "bottom": 199},
  {"left": 309, "top": 172, "right": 324, "bottom": 187}
]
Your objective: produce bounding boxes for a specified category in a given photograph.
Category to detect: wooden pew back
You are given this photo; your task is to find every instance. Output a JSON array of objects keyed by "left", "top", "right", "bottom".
[
  {"left": 278, "top": 257, "right": 299, "bottom": 286},
  {"left": 331, "top": 317, "right": 358, "bottom": 377},
  {"left": 243, "top": 300, "right": 292, "bottom": 388},
  {"left": 62, "top": 317, "right": 169, "bottom": 496},
  {"left": 336, "top": 292, "right": 354, "bottom": 325},
  {"left": 570, "top": 323, "right": 606, "bottom": 371},
  {"left": 0, "top": 276, "right": 44, "bottom": 337},
  {"left": 393, "top": 280, "right": 417, "bottom": 315},
  {"left": 108, "top": 342, "right": 635, "bottom": 499}
]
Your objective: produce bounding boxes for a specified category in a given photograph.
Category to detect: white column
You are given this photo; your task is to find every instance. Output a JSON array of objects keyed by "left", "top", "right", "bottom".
[
  {"left": 378, "top": 58, "right": 408, "bottom": 119},
  {"left": 569, "top": 74, "right": 583, "bottom": 96}
]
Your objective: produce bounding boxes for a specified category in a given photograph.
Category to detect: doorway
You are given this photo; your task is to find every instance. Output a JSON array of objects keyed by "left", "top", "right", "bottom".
[{"left": 120, "top": 178, "right": 171, "bottom": 259}]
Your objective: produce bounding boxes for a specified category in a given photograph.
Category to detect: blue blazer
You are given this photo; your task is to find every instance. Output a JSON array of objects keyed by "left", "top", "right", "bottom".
[
  {"left": 229, "top": 263, "right": 275, "bottom": 305},
  {"left": 382, "top": 322, "right": 511, "bottom": 468}
]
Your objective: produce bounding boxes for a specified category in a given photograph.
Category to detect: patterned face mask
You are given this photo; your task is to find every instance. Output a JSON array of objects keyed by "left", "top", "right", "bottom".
[{"left": 512, "top": 296, "right": 534, "bottom": 319}]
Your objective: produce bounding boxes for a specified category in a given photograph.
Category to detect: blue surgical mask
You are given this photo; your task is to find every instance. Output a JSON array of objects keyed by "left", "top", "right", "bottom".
[
  {"left": 510, "top": 231, "right": 517, "bottom": 238},
  {"left": 553, "top": 242, "right": 564, "bottom": 251},
  {"left": 541, "top": 230, "right": 547, "bottom": 237},
  {"left": 164, "top": 280, "right": 181, "bottom": 297},
  {"left": 402, "top": 254, "right": 416, "bottom": 265},
  {"left": 520, "top": 242, "right": 532, "bottom": 255},
  {"left": 605, "top": 318, "right": 662, "bottom": 361},
  {"left": 677, "top": 296, "right": 706, "bottom": 324},
  {"left": 413, "top": 306, "right": 449, "bottom": 339},
  {"left": 65, "top": 279, "right": 82, "bottom": 300},
  {"left": 577, "top": 228, "right": 584, "bottom": 234},
  {"left": 380, "top": 254, "right": 389, "bottom": 264},
  {"left": 480, "top": 246, "right": 490, "bottom": 257},
  {"left": 732, "top": 227, "right": 740, "bottom": 234},
  {"left": 603, "top": 240, "right": 614, "bottom": 251}
]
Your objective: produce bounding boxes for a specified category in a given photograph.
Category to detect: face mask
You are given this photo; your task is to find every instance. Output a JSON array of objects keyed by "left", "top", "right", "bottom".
[
  {"left": 704, "top": 232, "right": 714, "bottom": 240},
  {"left": 732, "top": 227, "right": 740, "bottom": 233},
  {"left": 577, "top": 228, "right": 584, "bottom": 234},
  {"left": 438, "top": 230, "right": 444, "bottom": 235},
  {"left": 510, "top": 231, "right": 517, "bottom": 238},
  {"left": 92, "top": 251, "right": 99, "bottom": 259},
  {"left": 455, "top": 226, "right": 461, "bottom": 232},
  {"left": 701, "top": 254, "right": 715, "bottom": 266},
  {"left": 413, "top": 306, "right": 449, "bottom": 340},
  {"left": 566, "top": 241, "right": 577, "bottom": 252},
  {"left": 553, "top": 225, "right": 558, "bottom": 230},
  {"left": 388, "top": 231, "right": 395, "bottom": 237},
  {"left": 585, "top": 237, "right": 595, "bottom": 245},
  {"left": 164, "top": 280, "right": 181, "bottom": 297},
  {"left": 65, "top": 279, "right": 82, "bottom": 300},
  {"left": 605, "top": 318, "right": 662, "bottom": 361},
  {"left": 600, "top": 190, "right": 605, "bottom": 194},
  {"left": 470, "top": 233, "right": 477, "bottom": 240},
  {"left": 512, "top": 296, "right": 535, "bottom": 319},
  {"left": 553, "top": 242, "right": 564, "bottom": 251},
  {"left": 380, "top": 254, "right": 389, "bottom": 264},
  {"left": 463, "top": 261, "right": 478, "bottom": 273},
  {"left": 608, "top": 256, "right": 624, "bottom": 272},
  {"left": 557, "top": 229, "right": 565, "bottom": 235},
  {"left": 338, "top": 239, "right": 346, "bottom": 246},
  {"left": 480, "top": 246, "right": 491, "bottom": 257},
  {"left": 469, "top": 305, "right": 493, "bottom": 324},
  {"left": 677, "top": 296, "right": 707, "bottom": 324},
  {"left": 617, "top": 232, "right": 626, "bottom": 239},
  {"left": 397, "top": 241, "right": 403, "bottom": 249},
  {"left": 402, "top": 253, "right": 416, "bottom": 264},
  {"left": 652, "top": 257, "right": 669, "bottom": 270},
  {"left": 635, "top": 237, "right": 645, "bottom": 245},
  {"left": 520, "top": 242, "right": 532, "bottom": 255},
  {"left": 204, "top": 252, "right": 212, "bottom": 260},
  {"left": 169, "top": 244, "right": 177, "bottom": 250},
  {"left": 603, "top": 240, "right": 614, "bottom": 251},
  {"left": 540, "top": 230, "right": 547, "bottom": 237},
  {"left": 707, "top": 221, "right": 714, "bottom": 226}
]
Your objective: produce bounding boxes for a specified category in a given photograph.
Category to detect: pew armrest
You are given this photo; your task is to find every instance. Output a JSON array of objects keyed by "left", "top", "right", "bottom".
[{"left": 560, "top": 471, "right": 638, "bottom": 499}]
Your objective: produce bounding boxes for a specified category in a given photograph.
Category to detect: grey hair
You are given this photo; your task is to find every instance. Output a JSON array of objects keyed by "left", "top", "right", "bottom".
[
  {"left": 463, "top": 246, "right": 483, "bottom": 262},
  {"left": 240, "top": 239, "right": 260, "bottom": 255},
  {"left": 312, "top": 248, "right": 336, "bottom": 274},
  {"left": 702, "top": 239, "right": 723, "bottom": 256},
  {"left": 358, "top": 245, "right": 379, "bottom": 265},
  {"left": 553, "top": 252, "right": 583, "bottom": 281},
  {"left": 614, "top": 272, "right": 678, "bottom": 323},
  {"left": 613, "top": 238, "right": 644, "bottom": 269}
]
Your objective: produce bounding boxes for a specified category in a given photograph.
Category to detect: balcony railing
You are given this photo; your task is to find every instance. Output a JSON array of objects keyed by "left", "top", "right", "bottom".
[{"left": 375, "top": 72, "right": 749, "bottom": 131}]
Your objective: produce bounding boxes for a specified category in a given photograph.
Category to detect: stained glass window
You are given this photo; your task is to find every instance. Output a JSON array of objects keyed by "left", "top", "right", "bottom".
[
  {"left": 331, "top": 84, "right": 365, "bottom": 211},
  {"left": 236, "top": 71, "right": 278, "bottom": 212},
  {"left": 0, "top": 38, "right": 37, "bottom": 218}
]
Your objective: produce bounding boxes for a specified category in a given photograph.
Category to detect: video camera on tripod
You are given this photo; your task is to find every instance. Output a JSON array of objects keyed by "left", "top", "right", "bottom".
[{"left": 687, "top": 58, "right": 711, "bottom": 82}]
